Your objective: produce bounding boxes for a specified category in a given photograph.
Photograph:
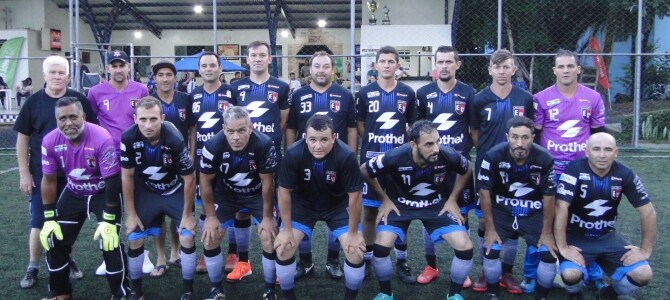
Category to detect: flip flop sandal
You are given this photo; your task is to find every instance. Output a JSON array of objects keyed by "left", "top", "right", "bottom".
[{"left": 149, "top": 264, "right": 169, "bottom": 278}]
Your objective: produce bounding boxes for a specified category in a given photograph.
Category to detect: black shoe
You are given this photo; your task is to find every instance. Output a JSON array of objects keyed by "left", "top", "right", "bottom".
[
  {"left": 487, "top": 294, "right": 499, "bottom": 300},
  {"left": 325, "top": 259, "right": 343, "bottom": 279},
  {"left": 396, "top": 261, "right": 416, "bottom": 284},
  {"left": 206, "top": 287, "right": 226, "bottom": 300},
  {"left": 180, "top": 292, "right": 193, "bottom": 300},
  {"left": 69, "top": 261, "right": 84, "bottom": 280},
  {"left": 263, "top": 288, "right": 276, "bottom": 300},
  {"left": 128, "top": 291, "right": 144, "bottom": 300},
  {"left": 20, "top": 268, "right": 38, "bottom": 289},
  {"left": 294, "top": 260, "right": 314, "bottom": 279}
]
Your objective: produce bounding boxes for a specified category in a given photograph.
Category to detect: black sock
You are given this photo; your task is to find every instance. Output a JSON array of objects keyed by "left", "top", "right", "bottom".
[
  {"left": 327, "top": 249, "right": 339, "bottom": 261},
  {"left": 183, "top": 279, "right": 194, "bottom": 293},
  {"left": 426, "top": 255, "right": 437, "bottom": 268},
  {"left": 344, "top": 287, "right": 358, "bottom": 300},
  {"left": 380, "top": 280, "right": 392, "bottom": 295},
  {"left": 239, "top": 251, "right": 249, "bottom": 262},
  {"left": 228, "top": 243, "right": 237, "bottom": 254},
  {"left": 299, "top": 252, "right": 313, "bottom": 265},
  {"left": 502, "top": 262, "right": 514, "bottom": 274}
]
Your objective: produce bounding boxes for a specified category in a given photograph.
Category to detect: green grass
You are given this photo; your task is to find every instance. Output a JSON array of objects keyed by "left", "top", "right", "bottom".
[{"left": 0, "top": 153, "right": 668, "bottom": 300}]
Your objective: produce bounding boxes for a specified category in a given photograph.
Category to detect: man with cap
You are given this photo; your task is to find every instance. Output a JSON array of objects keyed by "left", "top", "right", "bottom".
[
  {"left": 150, "top": 60, "right": 197, "bottom": 275},
  {"left": 87, "top": 49, "right": 152, "bottom": 275}
]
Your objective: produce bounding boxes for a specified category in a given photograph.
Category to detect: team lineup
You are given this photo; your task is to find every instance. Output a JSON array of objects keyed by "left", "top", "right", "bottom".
[{"left": 14, "top": 42, "right": 656, "bottom": 300}]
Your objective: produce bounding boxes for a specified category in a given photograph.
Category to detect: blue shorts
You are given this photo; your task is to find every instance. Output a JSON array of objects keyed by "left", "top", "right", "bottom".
[
  {"left": 377, "top": 206, "right": 466, "bottom": 244},
  {"left": 128, "top": 185, "right": 193, "bottom": 240},
  {"left": 559, "top": 230, "right": 650, "bottom": 281},
  {"left": 29, "top": 174, "right": 67, "bottom": 228}
]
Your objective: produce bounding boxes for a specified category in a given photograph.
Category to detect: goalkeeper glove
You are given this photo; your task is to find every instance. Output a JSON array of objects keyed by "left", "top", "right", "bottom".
[
  {"left": 39, "top": 205, "right": 62, "bottom": 251},
  {"left": 93, "top": 210, "right": 119, "bottom": 251}
]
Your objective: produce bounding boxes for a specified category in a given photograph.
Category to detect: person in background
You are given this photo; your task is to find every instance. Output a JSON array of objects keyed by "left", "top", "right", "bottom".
[
  {"left": 134, "top": 71, "right": 142, "bottom": 83},
  {"left": 288, "top": 72, "right": 302, "bottom": 94},
  {"left": 219, "top": 73, "right": 227, "bottom": 84},
  {"left": 0, "top": 76, "right": 8, "bottom": 109},
  {"left": 16, "top": 77, "right": 33, "bottom": 108},
  {"left": 229, "top": 71, "right": 242, "bottom": 84}
]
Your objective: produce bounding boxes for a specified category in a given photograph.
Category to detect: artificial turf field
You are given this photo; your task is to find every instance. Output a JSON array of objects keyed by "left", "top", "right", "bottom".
[{"left": 0, "top": 151, "right": 668, "bottom": 300}]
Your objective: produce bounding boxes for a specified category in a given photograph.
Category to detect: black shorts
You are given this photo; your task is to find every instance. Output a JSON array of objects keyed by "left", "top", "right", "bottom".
[
  {"left": 128, "top": 186, "right": 187, "bottom": 240},
  {"left": 54, "top": 189, "right": 111, "bottom": 246},
  {"left": 492, "top": 208, "right": 543, "bottom": 247},
  {"left": 558, "top": 230, "right": 650, "bottom": 281},
  {"left": 377, "top": 206, "right": 466, "bottom": 244},
  {"left": 288, "top": 201, "right": 352, "bottom": 239},
  {"left": 215, "top": 193, "right": 264, "bottom": 227}
]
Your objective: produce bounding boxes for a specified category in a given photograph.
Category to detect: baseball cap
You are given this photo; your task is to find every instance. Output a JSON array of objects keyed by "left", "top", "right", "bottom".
[
  {"left": 107, "top": 50, "right": 129, "bottom": 64},
  {"left": 152, "top": 60, "right": 177, "bottom": 75}
]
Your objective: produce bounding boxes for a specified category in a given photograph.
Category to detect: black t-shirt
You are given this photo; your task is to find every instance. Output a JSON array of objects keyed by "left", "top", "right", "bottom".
[
  {"left": 199, "top": 129, "right": 277, "bottom": 199},
  {"left": 190, "top": 84, "right": 234, "bottom": 157},
  {"left": 278, "top": 138, "right": 363, "bottom": 211},
  {"left": 230, "top": 77, "right": 290, "bottom": 151},
  {"left": 152, "top": 91, "right": 193, "bottom": 142},
  {"left": 120, "top": 121, "right": 194, "bottom": 195},
  {"left": 287, "top": 84, "right": 356, "bottom": 143},
  {"left": 365, "top": 143, "right": 469, "bottom": 211},
  {"left": 356, "top": 81, "right": 417, "bottom": 162},
  {"left": 471, "top": 86, "right": 534, "bottom": 162},
  {"left": 557, "top": 158, "right": 651, "bottom": 238},
  {"left": 417, "top": 81, "right": 477, "bottom": 156},
  {"left": 13, "top": 88, "right": 97, "bottom": 174},
  {"left": 477, "top": 142, "right": 556, "bottom": 217}
]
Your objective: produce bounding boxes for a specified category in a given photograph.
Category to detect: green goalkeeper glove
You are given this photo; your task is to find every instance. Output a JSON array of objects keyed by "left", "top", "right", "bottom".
[
  {"left": 40, "top": 207, "right": 62, "bottom": 251},
  {"left": 93, "top": 211, "right": 119, "bottom": 251}
]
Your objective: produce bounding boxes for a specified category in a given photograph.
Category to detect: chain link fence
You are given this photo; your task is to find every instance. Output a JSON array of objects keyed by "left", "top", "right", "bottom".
[{"left": 1, "top": 0, "right": 668, "bottom": 149}]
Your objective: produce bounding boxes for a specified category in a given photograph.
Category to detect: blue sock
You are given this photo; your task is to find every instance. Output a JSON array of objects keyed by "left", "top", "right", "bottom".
[
  {"left": 276, "top": 257, "right": 296, "bottom": 290},
  {"left": 262, "top": 251, "right": 277, "bottom": 285},
  {"left": 204, "top": 247, "right": 223, "bottom": 284},
  {"left": 502, "top": 238, "right": 518, "bottom": 267},
  {"left": 127, "top": 247, "right": 145, "bottom": 280},
  {"left": 180, "top": 246, "right": 196, "bottom": 281},
  {"left": 613, "top": 275, "right": 641, "bottom": 295},
  {"left": 234, "top": 219, "right": 251, "bottom": 261},
  {"left": 483, "top": 257, "right": 501, "bottom": 284},
  {"left": 372, "top": 254, "right": 393, "bottom": 281},
  {"left": 423, "top": 227, "right": 435, "bottom": 256},
  {"left": 450, "top": 252, "right": 473, "bottom": 285}
]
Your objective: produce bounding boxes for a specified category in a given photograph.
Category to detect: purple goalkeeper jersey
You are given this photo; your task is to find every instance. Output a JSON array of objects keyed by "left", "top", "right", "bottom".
[
  {"left": 41, "top": 122, "right": 120, "bottom": 197},
  {"left": 533, "top": 84, "right": 605, "bottom": 173},
  {"left": 87, "top": 80, "right": 149, "bottom": 148}
]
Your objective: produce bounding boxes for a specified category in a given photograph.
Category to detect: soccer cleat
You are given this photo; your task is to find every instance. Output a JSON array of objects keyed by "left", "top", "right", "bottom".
[
  {"left": 225, "top": 261, "right": 252, "bottom": 282},
  {"left": 206, "top": 287, "right": 226, "bottom": 300},
  {"left": 499, "top": 273, "right": 522, "bottom": 294},
  {"left": 416, "top": 265, "right": 439, "bottom": 284},
  {"left": 196, "top": 256, "right": 208, "bottom": 274},
  {"left": 472, "top": 272, "right": 488, "bottom": 292},
  {"left": 180, "top": 292, "right": 193, "bottom": 300},
  {"left": 325, "top": 259, "right": 344, "bottom": 279},
  {"left": 446, "top": 294, "right": 464, "bottom": 300},
  {"left": 373, "top": 292, "right": 394, "bottom": 300},
  {"left": 142, "top": 250, "right": 154, "bottom": 273},
  {"left": 520, "top": 278, "right": 536, "bottom": 294},
  {"left": 41, "top": 295, "right": 71, "bottom": 300},
  {"left": 262, "top": 288, "right": 277, "bottom": 300},
  {"left": 224, "top": 253, "right": 239, "bottom": 273},
  {"left": 69, "top": 261, "right": 84, "bottom": 280},
  {"left": 294, "top": 260, "right": 314, "bottom": 279},
  {"left": 128, "top": 291, "right": 144, "bottom": 300},
  {"left": 96, "top": 261, "right": 107, "bottom": 276},
  {"left": 487, "top": 294, "right": 500, "bottom": 300},
  {"left": 395, "top": 261, "right": 416, "bottom": 284},
  {"left": 463, "top": 275, "right": 472, "bottom": 289},
  {"left": 20, "top": 268, "right": 38, "bottom": 289}
]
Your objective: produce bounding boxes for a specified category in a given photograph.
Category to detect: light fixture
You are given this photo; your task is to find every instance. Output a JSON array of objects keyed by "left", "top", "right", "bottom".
[
  {"left": 134, "top": 31, "right": 142, "bottom": 39},
  {"left": 194, "top": 5, "right": 203, "bottom": 14},
  {"left": 317, "top": 19, "right": 327, "bottom": 28},
  {"left": 281, "top": 29, "right": 289, "bottom": 38}
]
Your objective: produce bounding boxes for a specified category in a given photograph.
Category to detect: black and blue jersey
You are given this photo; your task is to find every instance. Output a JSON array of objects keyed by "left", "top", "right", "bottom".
[
  {"left": 199, "top": 129, "right": 277, "bottom": 199},
  {"left": 557, "top": 158, "right": 651, "bottom": 238},
  {"left": 153, "top": 91, "right": 193, "bottom": 142},
  {"left": 356, "top": 82, "right": 417, "bottom": 162},
  {"left": 278, "top": 139, "right": 363, "bottom": 212},
  {"left": 120, "top": 121, "right": 194, "bottom": 195},
  {"left": 417, "top": 81, "right": 476, "bottom": 157},
  {"left": 230, "top": 77, "right": 290, "bottom": 150},
  {"left": 288, "top": 84, "right": 356, "bottom": 142},
  {"left": 190, "top": 84, "right": 234, "bottom": 157}
]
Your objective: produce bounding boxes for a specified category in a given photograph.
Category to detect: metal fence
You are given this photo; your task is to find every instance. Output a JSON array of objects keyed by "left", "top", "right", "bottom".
[{"left": 1, "top": 0, "right": 668, "bottom": 150}]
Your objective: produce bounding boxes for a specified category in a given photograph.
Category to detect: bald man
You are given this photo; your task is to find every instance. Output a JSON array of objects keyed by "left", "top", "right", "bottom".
[{"left": 555, "top": 133, "right": 656, "bottom": 300}]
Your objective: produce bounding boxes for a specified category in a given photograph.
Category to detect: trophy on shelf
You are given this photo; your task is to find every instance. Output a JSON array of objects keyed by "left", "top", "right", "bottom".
[
  {"left": 367, "top": 0, "right": 378, "bottom": 25},
  {"left": 382, "top": 5, "right": 391, "bottom": 25}
]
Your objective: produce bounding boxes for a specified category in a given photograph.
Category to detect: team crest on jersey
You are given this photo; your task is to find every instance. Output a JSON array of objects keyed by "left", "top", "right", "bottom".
[
  {"left": 513, "top": 106, "right": 525, "bottom": 116},
  {"left": 130, "top": 97, "right": 140, "bottom": 109},
  {"left": 86, "top": 156, "right": 97, "bottom": 168},
  {"left": 611, "top": 186, "right": 622, "bottom": 199},
  {"left": 249, "top": 160, "right": 257, "bottom": 171},
  {"left": 330, "top": 100, "right": 341, "bottom": 112},
  {"left": 397, "top": 100, "right": 407, "bottom": 114},
  {"left": 178, "top": 109, "right": 186, "bottom": 121},
  {"left": 326, "top": 170, "right": 337, "bottom": 184},
  {"left": 163, "top": 153, "right": 173, "bottom": 166},
  {"left": 455, "top": 101, "right": 466, "bottom": 115},
  {"left": 268, "top": 91, "right": 278, "bottom": 103},
  {"left": 581, "top": 107, "right": 592, "bottom": 119},
  {"left": 218, "top": 100, "right": 230, "bottom": 112},
  {"left": 530, "top": 172, "right": 541, "bottom": 185},
  {"left": 434, "top": 173, "right": 446, "bottom": 184}
]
